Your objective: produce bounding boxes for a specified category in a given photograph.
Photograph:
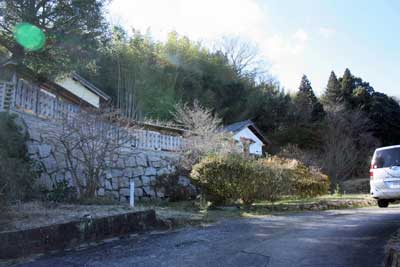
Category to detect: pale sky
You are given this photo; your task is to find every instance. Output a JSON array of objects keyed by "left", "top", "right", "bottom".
[{"left": 109, "top": 0, "right": 400, "bottom": 97}]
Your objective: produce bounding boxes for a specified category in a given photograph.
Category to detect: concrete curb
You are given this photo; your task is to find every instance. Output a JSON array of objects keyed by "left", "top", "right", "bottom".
[
  {"left": 248, "top": 198, "right": 377, "bottom": 213},
  {"left": 0, "top": 209, "right": 160, "bottom": 260}
]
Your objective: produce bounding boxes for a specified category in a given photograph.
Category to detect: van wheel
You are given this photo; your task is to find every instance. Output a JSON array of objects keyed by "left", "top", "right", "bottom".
[{"left": 378, "top": 199, "right": 389, "bottom": 208}]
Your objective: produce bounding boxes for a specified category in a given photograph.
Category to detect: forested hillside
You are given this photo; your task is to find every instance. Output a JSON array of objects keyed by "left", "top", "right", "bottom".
[{"left": 1, "top": 1, "right": 400, "bottom": 184}]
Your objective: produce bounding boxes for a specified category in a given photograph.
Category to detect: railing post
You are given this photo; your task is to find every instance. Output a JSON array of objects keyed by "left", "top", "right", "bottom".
[
  {"left": 0, "top": 83, "right": 4, "bottom": 112},
  {"left": 35, "top": 85, "right": 40, "bottom": 116}
]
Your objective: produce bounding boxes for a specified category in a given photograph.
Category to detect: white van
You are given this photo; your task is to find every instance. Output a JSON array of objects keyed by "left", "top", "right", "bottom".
[{"left": 370, "top": 145, "right": 400, "bottom": 207}]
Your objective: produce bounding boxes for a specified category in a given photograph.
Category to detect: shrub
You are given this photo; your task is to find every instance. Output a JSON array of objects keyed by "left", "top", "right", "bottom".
[
  {"left": 341, "top": 178, "right": 370, "bottom": 194},
  {"left": 0, "top": 112, "right": 38, "bottom": 207},
  {"left": 155, "top": 170, "right": 197, "bottom": 202},
  {"left": 191, "top": 154, "right": 330, "bottom": 206},
  {"left": 191, "top": 154, "right": 291, "bottom": 205},
  {"left": 259, "top": 156, "right": 330, "bottom": 198},
  {"left": 191, "top": 154, "right": 249, "bottom": 205},
  {"left": 42, "top": 180, "right": 77, "bottom": 203}
]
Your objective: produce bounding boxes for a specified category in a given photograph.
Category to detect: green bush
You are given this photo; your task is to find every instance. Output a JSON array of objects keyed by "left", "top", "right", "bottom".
[
  {"left": 258, "top": 157, "right": 330, "bottom": 198},
  {"left": 190, "top": 154, "right": 330, "bottom": 206},
  {"left": 191, "top": 154, "right": 247, "bottom": 205},
  {"left": 190, "top": 154, "right": 289, "bottom": 205},
  {"left": 0, "top": 112, "right": 38, "bottom": 207}
]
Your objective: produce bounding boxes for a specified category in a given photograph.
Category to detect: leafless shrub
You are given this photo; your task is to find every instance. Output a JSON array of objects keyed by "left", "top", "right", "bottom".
[
  {"left": 172, "top": 101, "right": 239, "bottom": 170},
  {"left": 43, "top": 109, "right": 137, "bottom": 199}
]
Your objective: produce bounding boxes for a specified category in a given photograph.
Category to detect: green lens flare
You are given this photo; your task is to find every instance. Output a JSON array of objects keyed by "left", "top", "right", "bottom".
[{"left": 13, "top": 23, "right": 46, "bottom": 51}]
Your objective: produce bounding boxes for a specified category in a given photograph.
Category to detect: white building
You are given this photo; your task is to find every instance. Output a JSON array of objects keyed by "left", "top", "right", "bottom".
[{"left": 224, "top": 120, "right": 270, "bottom": 156}]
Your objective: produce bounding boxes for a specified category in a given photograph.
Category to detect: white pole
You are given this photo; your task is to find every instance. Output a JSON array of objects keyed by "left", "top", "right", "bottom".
[{"left": 130, "top": 181, "right": 135, "bottom": 208}]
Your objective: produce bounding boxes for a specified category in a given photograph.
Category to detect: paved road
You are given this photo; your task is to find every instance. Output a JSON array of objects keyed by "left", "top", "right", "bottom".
[{"left": 16, "top": 206, "right": 400, "bottom": 267}]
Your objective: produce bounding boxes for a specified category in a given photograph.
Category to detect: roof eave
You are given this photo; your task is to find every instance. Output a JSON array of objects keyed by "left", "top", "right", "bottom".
[{"left": 72, "top": 72, "right": 111, "bottom": 101}]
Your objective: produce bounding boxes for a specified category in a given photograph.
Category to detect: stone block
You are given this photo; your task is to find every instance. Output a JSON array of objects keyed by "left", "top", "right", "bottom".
[
  {"left": 42, "top": 157, "right": 58, "bottom": 173},
  {"left": 27, "top": 143, "right": 38, "bottom": 155},
  {"left": 38, "top": 144, "right": 52, "bottom": 158},
  {"left": 141, "top": 176, "right": 151, "bottom": 186},
  {"left": 97, "top": 188, "right": 105, "bottom": 196},
  {"left": 148, "top": 155, "right": 161, "bottom": 162},
  {"left": 133, "top": 177, "right": 142, "bottom": 187},
  {"left": 135, "top": 188, "right": 143, "bottom": 198},
  {"left": 55, "top": 172, "right": 65, "bottom": 182},
  {"left": 143, "top": 186, "right": 156, "bottom": 197},
  {"left": 157, "top": 168, "right": 170, "bottom": 176},
  {"left": 151, "top": 161, "right": 162, "bottom": 168},
  {"left": 132, "top": 167, "right": 144, "bottom": 177},
  {"left": 145, "top": 167, "right": 157, "bottom": 176},
  {"left": 119, "top": 188, "right": 130, "bottom": 197},
  {"left": 156, "top": 190, "right": 165, "bottom": 198},
  {"left": 38, "top": 173, "right": 53, "bottom": 189},
  {"left": 117, "top": 157, "right": 124, "bottom": 168},
  {"left": 119, "top": 177, "right": 130, "bottom": 188},
  {"left": 64, "top": 171, "right": 73, "bottom": 184},
  {"left": 105, "top": 170, "right": 113, "bottom": 179},
  {"left": 105, "top": 179, "right": 112, "bottom": 190},
  {"left": 112, "top": 177, "right": 120, "bottom": 190},
  {"left": 125, "top": 157, "right": 136, "bottom": 167},
  {"left": 111, "top": 169, "right": 123, "bottom": 178},
  {"left": 136, "top": 154, "right": 147, "bottom": 166},
  {"left": 123, "top": 168, "right": 133, "bottom": 178},
  {"left": 149, "top": 176, "right": 156, "bottom": 186},
  {"left": 28, "top": 129, "right": 42, "bottom": 142},
  {"left": 112, "top": 190, "right": 120, "bottom": 200}
]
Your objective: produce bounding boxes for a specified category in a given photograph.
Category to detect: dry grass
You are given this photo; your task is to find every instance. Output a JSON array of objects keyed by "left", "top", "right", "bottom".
[
  {"left": 254, "top": 193, "right": 371, "bottom": 206},
  {"left": 0, "top": 194, "right": 375, "bottom": 233},
  {"left": 1, "top": 201, "right": 137, "bottom": 233}
]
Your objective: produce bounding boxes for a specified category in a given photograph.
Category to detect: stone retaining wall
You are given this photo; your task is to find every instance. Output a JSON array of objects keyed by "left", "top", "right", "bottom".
[{"left": 18, "top": 112, "right": 183, "bottom": 201}]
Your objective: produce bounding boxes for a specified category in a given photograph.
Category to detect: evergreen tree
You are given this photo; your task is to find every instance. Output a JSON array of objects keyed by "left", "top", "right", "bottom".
[
  {"left": 295, "top": 75, "right": 325, "bottom": 122},
  {"left": 367, "top": 92, "right": 400, "bottom": 146},
  {"left": 340, "top": 68, "right": 355, "bottom": 105},
  {"left": 0, "top": 0, "right": 109, "bottom": 78},
  {"left": 323, "top": 71, "right": 342, "bottom": 105}
]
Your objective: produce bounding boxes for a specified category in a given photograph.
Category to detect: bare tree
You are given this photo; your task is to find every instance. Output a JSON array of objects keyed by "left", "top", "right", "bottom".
[
  {"left": 321, "top": 108, "right": 379, "bottom": 185},
  {"left": 172, "top": 101, "right": 239, "bottom": 170},
  {"left": 216, "top": 36, "right": 265, "bottom": 78},
  {"left": 44, "top": 109, "right": 136, "bottom": 198}
]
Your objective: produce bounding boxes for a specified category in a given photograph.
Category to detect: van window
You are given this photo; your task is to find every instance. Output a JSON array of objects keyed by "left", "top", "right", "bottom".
[{"left": 374, "top": 148, "right": 400, "bottom": 168}]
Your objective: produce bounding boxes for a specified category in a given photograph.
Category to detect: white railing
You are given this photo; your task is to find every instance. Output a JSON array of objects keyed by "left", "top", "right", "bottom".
[
  {"left": 131, "top": 130, "right": 184, "bottom": 151},
  {"left": 0, "top": 82, "right": 4, "bottom": 111},
  {"left": 0, "top": 79, "right": 185, "bottom": 152},
  {"left": 0, "top": 81, "right": 16, "bottom": 112},
  {"left": 14, "top": 79, "right": 81, "bottom": 119}
]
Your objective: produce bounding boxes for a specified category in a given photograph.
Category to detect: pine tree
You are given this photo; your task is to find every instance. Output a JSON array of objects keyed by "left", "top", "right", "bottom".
[
  {"left": 341, "top": 68, "right": 354, "bottom": 101},
  {"left": 295, "top": 75, "right": 325, "bottom": 122},
  {"left": 323, "top": 71, "right": 342, "bottom": 105}
]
